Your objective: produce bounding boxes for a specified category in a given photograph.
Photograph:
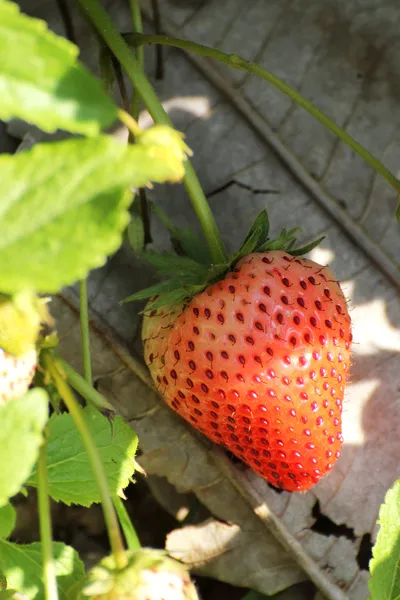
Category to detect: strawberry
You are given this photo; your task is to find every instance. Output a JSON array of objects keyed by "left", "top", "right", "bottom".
[
  {"left": 80, "top": 549, "right": 199, "bottom": 600},
  {"left": 127, "top": 211, "right": 352, "bottom": 491},
  {"left": 0, "top": 347, "right": 37, "bottom": 405},
  {"left": 0, "top": 293, "right": 46, "bottom": 404}
]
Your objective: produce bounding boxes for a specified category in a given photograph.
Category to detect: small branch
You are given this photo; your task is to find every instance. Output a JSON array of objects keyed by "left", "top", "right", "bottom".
[
  {"left": 76, "top": 0, "right": 228, "bottom": 264},
  {"left": 206, "top": 179, "right": 280, "bottom": 200},
  {"left": 127, "top": 32, "right": 400, "bottom": 200},
  {"left": 129, "top": 0, "right": 144, "bottom": 122},
  {"left": 37, "top": 440, "right": 59, "bottom": 600},
  {"left": 113, "top": 495, "right": 141, "bottom": 550},
  {"left": 79, "top": 280, "right": 92, "bottom": 384},
  {"left": 151, "top": 0, "right": 164, "bottom": 80},
  {"left": 118, "top": 108, "right": 140, "bottom": 137},
  {"left": 57, "top": 355, "right": 115, "bottom": 412},
  {"left": 139, "top": 188, "right": 152, "bottom": 245},
  {"left": 212, "top": 449, "right": 348, "bottom": 600},
  {"left": 112, "top": 56, "right": 131, "bottom": 113},
  {"left": 44, "top": 352, "right": 127, "bottom": 569},
  {"left": 56, "top": 0, "right": 77, "bottom": 44}
]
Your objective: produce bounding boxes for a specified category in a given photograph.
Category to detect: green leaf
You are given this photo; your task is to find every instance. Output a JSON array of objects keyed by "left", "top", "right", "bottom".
[
  {"left": 150, "top": 202, "right": 212, "bottom": 265},
  {"left": 122, "top": 279, "right": 183, "bottom": 304},
  {"left": 143, "top": 286, "right": 201, "bottom": 312},
  {"left": 369, "top": 479, "right": 400, "bottom": 600},
  {"left": 0, "top": 135, "right": 185, "bottom": 294},
  {"left": 142, "top": 251, "right": 208, "bottom": 283},
  {"left": 170, "top": 227, "right": 212, "bottom": 265},
  {"left": 240, "top": 209, "right": 270, "bottom": 253},
  {"left": 233, "top": 226, "right": 263, "bottom": 262},
  {"left": 127, "top": 202, "right": 145, "bottom": 253},
  {"left": 290, "top": 236, "right": 325, "bottom": 256},
  {"left": 0, "top": 0, "right": 117, "bottom": 135},
  {"left": 0, "top": 389, "right": 48, "bottom": 507},
  {"left": 0, "top": 540, "right": 85, "bottom": 600},
  {"left": 0, "top": 592, "right": 29, "bottom": 599},
  {"left": 27, "top": 407, "right": 138, "bottom": 507},
  {"left": 0, "top": 504, "right": 15, "bottom": 540}
]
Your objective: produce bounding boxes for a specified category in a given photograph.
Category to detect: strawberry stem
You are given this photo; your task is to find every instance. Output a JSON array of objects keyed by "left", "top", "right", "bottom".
[
  {"left": 58, "top": 356, "right": 114, "bottom": 412},
  {"left": 127, "top": 32, "right": 400, "bottom": 211},
  {"left": 79, "top": 279, "right": 92, "bottom": 384},
  {"left": 37, "top": 439, "right": 59, "bottom": 600},
  {"left": 44, "top": 352, "right": 127, "bottom": 570},
  {"left": 129, "top": 0, "right": 144, "bottom": 122},
  {"left": 113, "top": 495, "right": 141, "bottom": 550},
  {"left": 77, "top": 0, "right": 228, "bottom": 263}
]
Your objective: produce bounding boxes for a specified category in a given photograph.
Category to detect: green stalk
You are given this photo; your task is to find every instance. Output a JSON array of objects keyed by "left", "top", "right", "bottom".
[
  {"left": 58, "top": 356, "right": 114, "bottom": 412},
  {"left": 126, "top": 33, "right": 400, "bottom": 200},
  {"left": 44, "top": 352, "right": 127, "bottom": 570},
  {"left": 79, "top": 279, "right": 92, "bottom": 384},
  {"left": 129, "top": 0, "right": 144, "bottom": 121},
  {"left": 113, "top": 495, "right": 141, "bottom": 550},
  {"left": 37, "top": 441, "right": 59, "bottom": 600},
  {"left": 77, "top": 0, "right": 228, "bottom": 264}
]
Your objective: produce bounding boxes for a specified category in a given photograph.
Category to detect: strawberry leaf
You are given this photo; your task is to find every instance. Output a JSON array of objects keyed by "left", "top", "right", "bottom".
[
  {"left": 0, "top": 540, "right": 85, "bottom": 600},
  {"left": 142, "top": 251, "right": 209, "bottom": 284},
  {"left": 0, "top": 504, "right": 16, "bottom": 540},
  {"left": 239, "top": 209, "right": 270, "bottom": 254},
  {"left": 0, "top": 0, "right": 117, "bottom": 135},
  {"left": 233, "top": 225, "right": 264, "bottom": 262},
  {"left": 0, "top": 135, "right": 185, "bottom": 294},
  {"left": 368, "top": 479, "right": 400, "bottom": 600},
  {"left": 290, "top": 236, "right": 326, "bottom": 256},
  {"left": 143, "top": 286, "right": 203, "bottom": 312},
  {"left": 27, "top": 407, "right": 138, "bottom": 507},
  {"left": 150, "top": 202, "right": 212, "bottom": 265},
  {"left": 0, "top": 389, "right": 48, "bottom": 508},
  {"left": 122, "top": 279, "right": 184, "bottom": 304}
]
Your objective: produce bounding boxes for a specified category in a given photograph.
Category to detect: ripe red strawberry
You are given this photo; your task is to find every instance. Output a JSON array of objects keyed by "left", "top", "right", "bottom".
[
  {"left": 0, "top": 347, "right": 37, "bottom": 405},
  {"left": 142, "top": 250, "right": 352, "bottom": 492}
]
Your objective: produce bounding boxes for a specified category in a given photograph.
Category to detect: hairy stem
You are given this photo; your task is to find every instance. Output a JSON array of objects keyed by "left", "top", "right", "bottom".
[
  {"left": 151, "top": 0, "right": 164, "bottom": 79},
  {"left": 77, "top": 0, "right": 228, "bottom": 263},
  {"left": 113, "top": 495, "right": 141, "bottom": 550},
  {"left": 57, "top": 356, "right": 114, "bottom": 412},
  {"left": 127, "top": 32, "right": 400, "bottom": 201},
  {"left": 37, "top": 440, "right": 59, "bottom": 600},
  {"left": 129, "top": 0, "right": 144, "bottom": 121},
  {"left": 79, "top": 279, "right": 92, "bottom": 384},
  {"left": 44, "top": 352, "right": 127, "bottom": 569}
]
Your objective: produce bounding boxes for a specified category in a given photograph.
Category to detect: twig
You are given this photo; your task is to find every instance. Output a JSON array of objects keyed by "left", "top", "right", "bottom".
[{"left": 151, "top": 0, "right": 164, "bottom": 79}]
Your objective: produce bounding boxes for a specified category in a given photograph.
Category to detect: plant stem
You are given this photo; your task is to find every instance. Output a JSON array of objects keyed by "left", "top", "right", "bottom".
[
  {"left": 37, "top": 440, "right": 59, "bottom": 600},
  {"left": 127, "top": 32, "right": 400, "bottom": 199},
  {"left": 57, "top": 355, "right": 115, "bottom": 412},
  {"left": 79, "top": 279, "right": 92, "bottom": 384},
  {"left": 44, "top": 352, "right": 127, "bottom": 569},
  {"left": 77, "top": 0, "right": 228, "bottom": 264},
  {"left": 129, "top": 0, "right": 144, "bottom": 122},
  {"left": 150, "top": 0, "right": 164, "bottom": 80},
  {"left": 139, "top": 188, "right": 152, "bottom": 245},
  {"left": 113, "top": 495, "right": 141, "bottom": 550}
]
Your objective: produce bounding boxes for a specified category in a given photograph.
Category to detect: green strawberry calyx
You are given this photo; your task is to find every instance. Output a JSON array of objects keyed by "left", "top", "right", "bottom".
[{"left": 123, "top": 207, "right": 324, "bottom": 312}]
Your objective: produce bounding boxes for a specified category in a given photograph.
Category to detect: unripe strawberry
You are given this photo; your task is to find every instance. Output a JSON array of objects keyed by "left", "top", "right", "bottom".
[
  {"left": 0, "top": 347, "right": 37, "bottom": 405},
  {"left": 0, "top": 292, "right": 44, "bottom": 403},
  {"left": 80, "top": 549, "right": 199, "bottom": 600}
]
